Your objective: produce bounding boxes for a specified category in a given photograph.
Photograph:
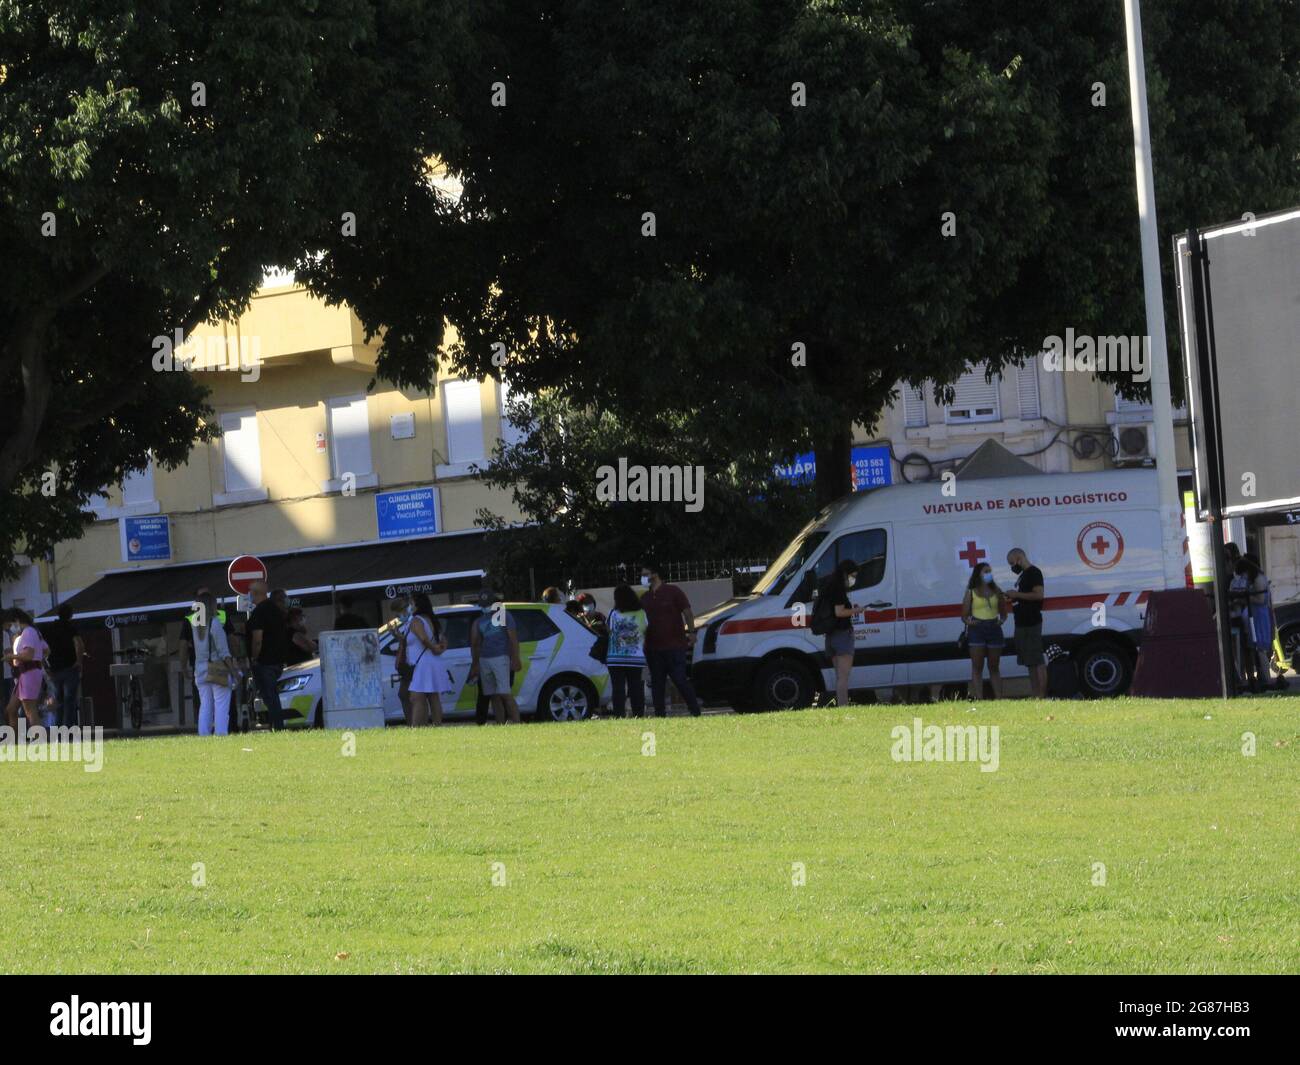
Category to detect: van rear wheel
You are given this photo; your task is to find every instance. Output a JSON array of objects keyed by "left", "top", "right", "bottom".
[
  {"left": 1076, "top": 641, "right": 1133, "bottom": 698},
  {"left": 750, "top": 658, "right": 817, "bottom": 712}
]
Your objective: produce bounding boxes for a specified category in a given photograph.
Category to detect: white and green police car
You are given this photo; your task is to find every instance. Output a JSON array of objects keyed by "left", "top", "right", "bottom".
[{"left": 275, "top": 602, "right": 611, "bottom": 726}]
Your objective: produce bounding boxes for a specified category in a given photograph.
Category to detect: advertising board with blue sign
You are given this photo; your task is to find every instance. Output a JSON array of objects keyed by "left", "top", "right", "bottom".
[
  {"left": 773, "top": 446, "right": 892, "bottom": 490},
  {"left": 375, "top": 486, "right": 441, "bottom": 540},
  {"left": 120, "top": 515, "right": 172, "bottom": 563}
]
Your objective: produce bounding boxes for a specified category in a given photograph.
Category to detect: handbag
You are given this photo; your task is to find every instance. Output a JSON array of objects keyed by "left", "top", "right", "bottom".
[
  {"left": 396, "top": 617, "right": 429, "bottom": 681},
  {"left": 204, "top": 630, "right": 232, "bottom": 686}
]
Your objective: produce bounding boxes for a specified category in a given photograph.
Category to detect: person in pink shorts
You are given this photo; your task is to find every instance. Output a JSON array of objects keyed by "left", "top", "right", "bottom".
[{"left": 4, "top": 608, "right": 47, "bottom": 733}]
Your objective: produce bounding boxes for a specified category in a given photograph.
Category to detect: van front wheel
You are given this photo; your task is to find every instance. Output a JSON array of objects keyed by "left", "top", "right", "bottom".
[
  {"left": 750, "top": 658, "right": 817, "bottom": 712},
  {"left": 1076, "top": 641, "right": 1133, "bottom": 698}
]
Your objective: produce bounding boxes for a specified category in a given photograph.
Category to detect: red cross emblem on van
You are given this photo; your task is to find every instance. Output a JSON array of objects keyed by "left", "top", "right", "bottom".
[
  {"left": 1077, "top": 521, "right": 1124, "bottom": 570},
  {"left": 957, "top": 538, "right": 987, "bottom": 569}
]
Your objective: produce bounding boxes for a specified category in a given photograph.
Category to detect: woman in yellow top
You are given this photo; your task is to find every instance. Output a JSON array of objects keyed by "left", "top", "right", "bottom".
[{"left": 961, "top": 562, "right": 1008, "bottom": 699}]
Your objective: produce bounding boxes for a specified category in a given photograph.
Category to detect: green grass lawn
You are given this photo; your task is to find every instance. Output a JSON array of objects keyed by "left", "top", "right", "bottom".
[{"left": 2, "top": 697, "right": 1298, "bottom": 974}]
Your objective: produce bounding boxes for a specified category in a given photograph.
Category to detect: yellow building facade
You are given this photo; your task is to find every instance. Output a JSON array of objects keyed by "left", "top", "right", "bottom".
[{"left": 16, "top": 275, "right": 524, "bottom": 729}]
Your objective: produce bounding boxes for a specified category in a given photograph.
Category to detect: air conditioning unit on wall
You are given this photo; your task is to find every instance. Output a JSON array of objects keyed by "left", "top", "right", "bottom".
[{"left": 1112, "top": 422, "right": 1154, "bottom": 464}]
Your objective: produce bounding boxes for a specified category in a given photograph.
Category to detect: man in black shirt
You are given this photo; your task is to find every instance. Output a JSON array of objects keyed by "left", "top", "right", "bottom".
[
  {"left": 247, "top": 580, "right": 291, "bottom": 730},
  {"left": 41, "top": 603, "right": 85, "bottom": 727},
  {"left": 331, "top": 594, "right": 369, "bottom": 631},
  {"left": 1004, "top": 547, "right": 1047, "bottom": 698}
]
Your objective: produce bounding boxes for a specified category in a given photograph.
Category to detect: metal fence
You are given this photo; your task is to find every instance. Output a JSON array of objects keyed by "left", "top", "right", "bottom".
[{"left": 526, "top": 558, "right": 774, "bottom": 598}]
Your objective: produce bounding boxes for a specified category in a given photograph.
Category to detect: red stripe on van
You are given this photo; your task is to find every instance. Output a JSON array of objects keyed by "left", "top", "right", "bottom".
[
  {"left": 718, "top": 592, "right": 1151, "bottom": 636},
  {"left": 720, "top": 609, "right": 898, "bottom": 635}
]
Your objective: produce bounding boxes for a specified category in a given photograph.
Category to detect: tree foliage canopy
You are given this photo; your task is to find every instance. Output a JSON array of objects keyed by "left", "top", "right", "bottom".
[{"left": 2, "top": 1, "right": 1296, "bottom": 578}]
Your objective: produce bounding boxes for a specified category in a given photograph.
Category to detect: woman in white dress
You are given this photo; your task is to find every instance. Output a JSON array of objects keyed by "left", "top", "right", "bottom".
[{"left": 404, "top": 593, "right": 449, "bottom": 726}]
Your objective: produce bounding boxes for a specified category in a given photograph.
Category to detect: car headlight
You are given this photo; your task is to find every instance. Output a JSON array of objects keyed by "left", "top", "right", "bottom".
[{"left": 277, "top": 674, "right": 310, "bottom": 693}]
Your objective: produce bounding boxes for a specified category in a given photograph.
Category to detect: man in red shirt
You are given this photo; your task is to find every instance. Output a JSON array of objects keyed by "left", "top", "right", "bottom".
[{"left": 639, "top": 561, "right": 701, "bottom": 717}]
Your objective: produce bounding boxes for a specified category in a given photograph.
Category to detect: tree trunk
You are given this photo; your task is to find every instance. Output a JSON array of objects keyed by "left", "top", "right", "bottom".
[{"left": 813, "top": 420, "right": 853, "bottom": 507}]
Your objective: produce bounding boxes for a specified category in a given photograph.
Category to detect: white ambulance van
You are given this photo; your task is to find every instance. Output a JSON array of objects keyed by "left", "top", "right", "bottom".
[{"left": 691, "top": 469, "right": 1176, "bottom": 709}]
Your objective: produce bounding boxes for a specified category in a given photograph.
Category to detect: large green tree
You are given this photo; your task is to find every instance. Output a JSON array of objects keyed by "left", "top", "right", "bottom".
[
  {"left": 440, "top": 0, "right": 1052, "bottom": 508},
  {"left": 912, "top": 0, "right": 1300, "bottom": 390},
  {"left": 0, "top": 0, "right": 469, "bottom": 576},
  {"left": 447, "top": 0, "right": 1298, "bottom": 572}
]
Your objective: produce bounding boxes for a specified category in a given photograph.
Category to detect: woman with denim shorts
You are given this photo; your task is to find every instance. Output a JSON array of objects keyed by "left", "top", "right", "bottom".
[{"left": 961, "top": 563, "right": 1008, "bottom": 699}]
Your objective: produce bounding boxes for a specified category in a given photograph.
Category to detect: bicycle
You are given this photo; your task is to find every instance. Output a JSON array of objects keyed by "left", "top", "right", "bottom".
[{"left": 109, "top": 646, "right": 148, "bottom": 731}]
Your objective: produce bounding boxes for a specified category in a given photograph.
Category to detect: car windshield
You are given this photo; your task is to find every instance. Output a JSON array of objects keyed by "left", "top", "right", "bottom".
[{"left": 752, "top": 527, "right": 829, "bottom": 596}]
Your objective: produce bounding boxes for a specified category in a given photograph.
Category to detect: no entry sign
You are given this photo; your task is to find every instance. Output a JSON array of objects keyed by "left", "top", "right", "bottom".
[{"left": 227, "top": 555, "right": 268, "bottom": 595}]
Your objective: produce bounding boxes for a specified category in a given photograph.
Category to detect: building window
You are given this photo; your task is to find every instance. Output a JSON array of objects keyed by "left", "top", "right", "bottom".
[
  {"left": 902, "top": 385, "right": 927, "bottom": 428},
  {"left": 88, "top": 456, "right": 159, "bottom": 518},
  {"left": 325, "top": 394, "right": 375, "bottom": 490},
  {"left": 944, "top": 368, "right": 1001, "bottom": 424},
  {"left": 442, "top": 379, "right": 486, "bottom": 467},
  {"left": 499, "top": 379, "right": 527, "bottom": 449},
  {"left": 1115, "top": 391, "right": 1152, "bottom": 415},
  {"left": 1016, "top": 361, "right": 1041, "bottom": 421},
  {"left": 216, "top": 409, "right": 267, "bottom": 505}
]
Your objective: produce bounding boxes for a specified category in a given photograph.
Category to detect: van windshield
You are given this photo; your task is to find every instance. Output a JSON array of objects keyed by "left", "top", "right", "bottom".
[{"left": 753, "top": 528, "right": 829, "bottom": 596}]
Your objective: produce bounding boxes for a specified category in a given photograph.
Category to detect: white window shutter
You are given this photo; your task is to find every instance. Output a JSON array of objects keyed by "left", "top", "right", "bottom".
[
  {"left": 121, "top": 458, "right": 155, "bottom": 505},
  {"left": 1016, "top": 362, "right": 1041, "bottom": 420},
  {"left": 444, "top": 380, "right": 486, "bottom": 464},
  {"left": 946, "top": 368, "right": 1001, "bottom": 423},
  {"left": 499, "top": 379, "right": 526, "bottom": 448},
  {"left": 1115, "top": 391, "right": 1152, "bottom": 413},
  {"left": 902, "top": 384, "right": 927, "bottom": 428},
  {"left": 220, "top": 410, "right": 263, "bottom": 492},
  {"left": 327, "top": 395, "right": 373, "bottom": 479}
]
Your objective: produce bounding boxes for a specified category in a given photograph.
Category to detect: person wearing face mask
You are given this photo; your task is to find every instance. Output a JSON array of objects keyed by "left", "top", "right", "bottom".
[
  {"left": 818, "top": 559, "right": 864, "bottom": 708},
  {"left": 1004, "top": 548, "right": 1047, "bottom": 699},
  {"left": 469, "top": 592, "right": 522, "bottom": 724},
  {"left": 639, "top": 562, "right": 702, "bottom": 717},
  {"left": 961, "top": 563, "right": 1008, "bottom": 700},
  {"left": 574, "top": 593, "right": 608, "bottom": 637},
  {"left": 389, "top": 596, "right": 414, "bottom": 721}
]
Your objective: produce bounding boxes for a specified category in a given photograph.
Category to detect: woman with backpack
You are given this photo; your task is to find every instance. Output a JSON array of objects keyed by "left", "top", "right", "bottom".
[
  {"left": 816, "top": 559, "right": 862, "bottom": 707},
  {"left": 399, "top": 592, "right": 449, "bottom": 725},
  {"left": 961, "top": 562, "right": 1008, "bottom": 700}
]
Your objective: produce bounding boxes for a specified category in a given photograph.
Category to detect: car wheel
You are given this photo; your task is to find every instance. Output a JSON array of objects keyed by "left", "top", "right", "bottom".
[
  {"left": 750, "top": 658, "right": 817, "bottom": 711},
  {"left": 313, "top": 700, "right": 324, "bottom": 728},
  {"left": 1279, "top": 626, "right": 1300, "bottom": 672},
  {"left": 1076, "top": 640, "right": 1132, "bottom": 697},
  {"left": 535, "top": 676, "right": 597, "bottom": 722}
]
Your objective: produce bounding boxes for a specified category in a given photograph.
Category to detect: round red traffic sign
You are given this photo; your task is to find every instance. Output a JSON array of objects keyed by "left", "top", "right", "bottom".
[{"left": 227, "top": 555, "right": 268, "bottom": 595}]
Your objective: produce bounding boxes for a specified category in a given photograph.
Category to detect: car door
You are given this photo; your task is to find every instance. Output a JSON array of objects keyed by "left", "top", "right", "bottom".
[
  {"left": 508, "top": 607, "right": 564, "bottom": 711},
  {"left": 378, "top": 625, "right": 406, "bottom": 722},
  {"left": 806, "top": 525, "right": 896, "bottom": 688},
  {"left": 434, "top": 611, "right": 474, "bottom": 714}
]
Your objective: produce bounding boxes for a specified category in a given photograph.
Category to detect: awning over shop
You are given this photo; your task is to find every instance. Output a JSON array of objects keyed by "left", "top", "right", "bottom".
[{"left": 42, "top": 531, "right": 494, "bottom": 624}]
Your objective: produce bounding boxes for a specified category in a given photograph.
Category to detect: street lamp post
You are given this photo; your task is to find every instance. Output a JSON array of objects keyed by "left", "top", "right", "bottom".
[{"left": 1123, "top": 0, "right": 1186, "bottom": 589}]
